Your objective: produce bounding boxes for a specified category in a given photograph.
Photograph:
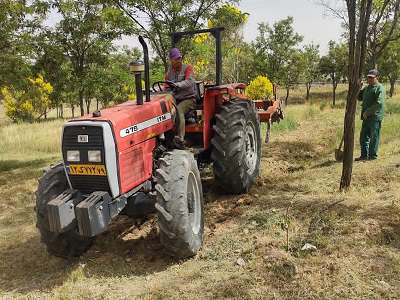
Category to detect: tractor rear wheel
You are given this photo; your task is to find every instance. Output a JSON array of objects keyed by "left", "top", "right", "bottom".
[
  {"left": 35, "top": 163, "right": 93, "bottom": 257},
  {"left": 211, "top": 99, "right": 261, "bottom": 194},
  {"left": 155, "top": 150, "right": 204, "bottom": 258}
]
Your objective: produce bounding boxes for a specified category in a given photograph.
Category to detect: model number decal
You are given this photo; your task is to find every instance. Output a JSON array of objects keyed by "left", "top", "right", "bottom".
[{"left": 120, "top": 113, "right": 171, "bottom": 138}]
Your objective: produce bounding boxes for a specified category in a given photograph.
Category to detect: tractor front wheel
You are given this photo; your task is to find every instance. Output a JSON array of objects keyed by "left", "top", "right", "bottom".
[
  {"left": 35, "top": 163, "right": 93, "bottom": 258},
  {"left": 155, "top": 150, "right": 204, "bottom": 258},
  {"left": 211, "top": 99, "right": 261, "bottom": 194}
]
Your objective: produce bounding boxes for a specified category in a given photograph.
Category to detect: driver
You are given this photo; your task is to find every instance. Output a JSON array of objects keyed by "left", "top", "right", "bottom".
[{"left": 165, "top": 47, "right": 196, "bottom": 149}]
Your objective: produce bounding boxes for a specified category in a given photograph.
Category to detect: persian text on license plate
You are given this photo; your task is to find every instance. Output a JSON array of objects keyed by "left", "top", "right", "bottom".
[{"left": 68, "top": 164, "right": 107, "bottom": 176}]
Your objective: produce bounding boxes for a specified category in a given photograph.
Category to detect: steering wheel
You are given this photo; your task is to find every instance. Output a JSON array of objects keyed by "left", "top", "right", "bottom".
[{"left": 152, "top": 80, "right": 178, "bottom": 93}]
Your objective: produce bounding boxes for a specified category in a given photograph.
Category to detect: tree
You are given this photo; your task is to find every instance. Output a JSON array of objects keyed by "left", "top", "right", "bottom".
[
  {"left": 366, "top": 0, "right": 400, "bottom": 68},
  {"left": 93, "top": 47, "right": 141, "bottom": 108},
  {"left": 301, "top": 43, "right": 320, "bottom": 100},
  {"left": 115, "top": 0, "right": 229, "bottom": 71},
  {"left": 319, "top": 41, "right": 348, "bottom": 106},
  {"left": 378, "top": 39, "right": 400, "bottom": 97},
  {"left": 341, "top": 0, "right": 373, "bottom": 190},
  {"left": 167, "top": 4, "right": 250, "bottom": 84},
  {"left": 281, "top": 50, "right": 305, "bottom": 104},
  {"left": 321, "top": 0, "right": 398, "bottom": 189},
  {"left": 320, "top": 0, "right": 400, "bottom": 69},
  {"left": 0, "top": 0, "right": 46, "bottom": 89},
  {"left": 49, "top": 0, "right": 130, "bottom": 116},
  {"left": 210, "top": 4, "right": 250, "bottom": 83},
  {"left": 254, "top": 17, "right": 303, "bottom": 98}
]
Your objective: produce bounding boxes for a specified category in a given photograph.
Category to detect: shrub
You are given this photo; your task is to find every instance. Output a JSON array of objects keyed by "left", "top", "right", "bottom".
[
  {"left": 246, "top": 75, "right": 273, "bottom": 100},
  {"left": 1, "top": 75, "right": 52, "bottom": 122},
  {"left": 270, "top": 115, "right": 299, "bottom": 133}
]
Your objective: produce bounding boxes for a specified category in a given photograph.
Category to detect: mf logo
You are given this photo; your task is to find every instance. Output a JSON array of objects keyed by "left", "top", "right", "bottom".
[{"left": 77, "top": 135, "right": 89, "bottom": 143}]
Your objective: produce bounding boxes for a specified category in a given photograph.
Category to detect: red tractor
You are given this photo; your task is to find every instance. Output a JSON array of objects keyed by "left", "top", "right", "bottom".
[{"left": 35, "top": 28, "right": 283, "bottom": 258}]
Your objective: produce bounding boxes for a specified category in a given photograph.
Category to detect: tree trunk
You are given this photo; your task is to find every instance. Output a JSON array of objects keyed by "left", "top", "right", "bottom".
[
  {"left": 306, "top": 82, "right": 311, "bottom": 100},
  {"left": 79, "top": 89, "right": 84, "bottom": 116},
  {"left": 96, "top": 98, "right": 99, "bottom": 110},
  {"left": 86, "top": 98, "right": 91, "bottom": 114},
  {"left": 389, "top": 78, "right": 396, "bottom": 97},
  {"left": 340, "top": 0, "right": 373, "bottom": 191},
  {"left": 60, "top": 104, "right": 63, "bottom": 118},
  {"left": 332, "top": 82, "right": 337, "bottom": 106},
  {"left": 44, "top": 108, "right": 47, "bottom": 120},
  {"left": 71, "top": 104, "right": 75, "bottom": 118},
  {"left": 285, "top": 87, "right": 290, "bottom": 105},
  {"left": 56, "top": 106, "right": 59, "bottom": 118}
]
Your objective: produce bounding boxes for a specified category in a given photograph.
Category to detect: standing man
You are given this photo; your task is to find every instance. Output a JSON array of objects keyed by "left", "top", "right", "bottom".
[
  {"left": 165, "top": 48, "right": 196, "bottom": 149},
  {"left": 356, "top": 69, "right": 385, "bottom": 161}
]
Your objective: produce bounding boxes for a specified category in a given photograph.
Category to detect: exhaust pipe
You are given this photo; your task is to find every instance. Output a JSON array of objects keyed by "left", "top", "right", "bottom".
[
  {"left": 129, "top": 61, "right": 144, "bottom": 105},
  {"left": 138, "top": 36, "right": 151, "bottom": 102}
]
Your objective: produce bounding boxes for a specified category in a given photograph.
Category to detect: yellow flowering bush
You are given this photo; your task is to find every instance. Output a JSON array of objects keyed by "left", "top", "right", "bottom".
[
  {"left": 208, "top": 4, "right": 248, "bottom": 29},
  {"left": 1, "top": 74, "right": 53, "bottom": 122},
  {"left": 194, "top": 33, "right": 208, "bottom": 44},
  {"left": 246, "top": 75, "right": 273, "bottom": 100}
]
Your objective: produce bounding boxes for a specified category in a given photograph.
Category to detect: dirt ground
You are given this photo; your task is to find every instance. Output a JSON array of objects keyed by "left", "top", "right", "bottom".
[{"left": 0, "top": 96, "right": 399, "bottom": 299}]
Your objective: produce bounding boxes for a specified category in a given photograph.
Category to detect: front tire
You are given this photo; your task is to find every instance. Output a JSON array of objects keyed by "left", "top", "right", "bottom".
[
  {"left": 35, "top": 163, "right": 93, "bottom": 257},
  {"left": 155, "top": 150, "right": 204, "bottom": 258},
  {"left": 211, "top": 99, "right": 261, "bottom": 194}
]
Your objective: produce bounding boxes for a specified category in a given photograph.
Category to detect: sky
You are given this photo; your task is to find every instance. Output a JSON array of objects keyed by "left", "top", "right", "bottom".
[{"left": 238, "top": 0, "right": 344, "bottom": 53}]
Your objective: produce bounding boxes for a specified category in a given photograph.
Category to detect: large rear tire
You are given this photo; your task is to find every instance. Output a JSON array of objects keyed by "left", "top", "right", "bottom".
[
  {"left": 155, "top": 150, "right": 204, "bottom": 258},
  {"left": 35, "top": 163, "right": 93, "bottom": 258},
  {"left": 211, "top": 99, "right": 261, "bottom": 194}
]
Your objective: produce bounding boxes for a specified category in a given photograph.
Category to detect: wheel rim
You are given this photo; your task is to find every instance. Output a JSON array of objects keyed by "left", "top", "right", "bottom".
[
  {"left": 244, "top": 122, "right": 258, "bottom": 175},
  {"left": 187, "top": 171, "right": 201, "bottom": 235}
]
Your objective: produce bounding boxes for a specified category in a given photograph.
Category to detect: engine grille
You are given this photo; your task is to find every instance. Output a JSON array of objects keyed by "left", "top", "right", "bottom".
[{"left": 62, "top": 125, "right": 111, "bottom": 195}]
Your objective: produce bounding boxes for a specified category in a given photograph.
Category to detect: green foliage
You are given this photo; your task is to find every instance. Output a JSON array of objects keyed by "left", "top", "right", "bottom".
[
  {"left": 48, "top": 0, "right": 131, "bottom": 115},
  {"left": 0, "top": 0, "right": 46, "bottom": 89},
  {"left": 319, "top": 41, "right": 348, "bottom": 104},
  {"left": 378, "top": 39, "right": 400, "bottom": 97},
  {"left": 2, "top": 75, "right": 53, "bottom": 122},
  {"left": 254, "top": 17, "right": 303, "bottom": 85},
  {"left": 319, "top": 41, "right": 348, "bottom": 83},
  {"left": 91, "top": 47, "right": 141, "bottom": 107},
  {"left": 209, "top": 4, "right": 249, "bottom": 36},
  {"left": 301, "top": 44, "right": 320, "bottom": 83},
  {"left": 246, "top": 75, "right": 273, "bottom": 100},
  {"left": 183, "top": 4, "right": 252, "bottom": 83},
  {"left": 116, "top": 0, "right": 227, "bottom": 70},
  {"left": 301, "top": 43, "right": 321, "bottom": 99}
]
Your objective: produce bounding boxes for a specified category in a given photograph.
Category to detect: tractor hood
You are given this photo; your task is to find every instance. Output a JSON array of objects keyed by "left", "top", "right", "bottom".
[{"left": 68, "top": 93, "right": 175, "bottom": 151}]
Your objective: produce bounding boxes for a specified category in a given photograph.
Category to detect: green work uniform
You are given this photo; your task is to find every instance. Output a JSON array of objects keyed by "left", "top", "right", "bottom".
[{"left": 357, "top": 83, "right": 385, "bottom": 159}]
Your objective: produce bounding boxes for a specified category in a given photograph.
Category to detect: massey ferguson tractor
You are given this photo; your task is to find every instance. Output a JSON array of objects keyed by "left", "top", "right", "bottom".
[{"left": 35, "top": 28, "right": 283, "bottom": 258}]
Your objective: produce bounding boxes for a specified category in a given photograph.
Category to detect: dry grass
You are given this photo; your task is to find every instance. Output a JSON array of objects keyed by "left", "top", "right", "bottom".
[{"left": 0, "top": 87, "right": 400, "bottom": 299}]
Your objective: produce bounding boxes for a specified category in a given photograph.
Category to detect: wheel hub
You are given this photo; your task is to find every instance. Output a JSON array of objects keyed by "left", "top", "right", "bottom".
[
  {"left": 187, "top": 172, "right": 201, "bottom": 235},
  {"left": 244, "top": 122, "right": 257, "bottom": 175}
]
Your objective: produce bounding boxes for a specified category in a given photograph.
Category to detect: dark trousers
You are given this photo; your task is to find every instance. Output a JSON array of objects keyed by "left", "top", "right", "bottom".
[{"left": 360, "top": 119, "right": 382, "bottom": 159}]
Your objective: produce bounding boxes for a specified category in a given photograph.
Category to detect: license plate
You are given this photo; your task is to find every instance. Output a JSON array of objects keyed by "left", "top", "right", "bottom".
[{"left": 68, "top": 164, "right": 107, "bottom": 176}]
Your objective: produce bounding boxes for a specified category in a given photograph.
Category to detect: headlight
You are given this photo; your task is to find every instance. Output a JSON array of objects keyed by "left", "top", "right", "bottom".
[
  {"left": 88, "top": 150, "right": 102, "bottom": 162},
  {"left": 67, "top": 150, "right": 80, "bottom": 162}
]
